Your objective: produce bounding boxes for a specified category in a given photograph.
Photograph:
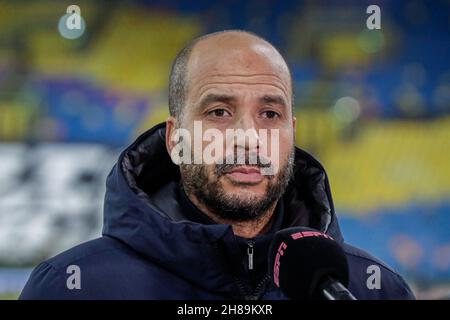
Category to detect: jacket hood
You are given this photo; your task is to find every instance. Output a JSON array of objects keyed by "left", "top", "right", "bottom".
[{"left": 102, "top": 122, "right": 343, "bottom": 295}]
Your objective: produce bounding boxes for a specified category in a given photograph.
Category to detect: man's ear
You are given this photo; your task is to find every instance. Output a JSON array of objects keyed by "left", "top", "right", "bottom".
[
  {"left": 165, "top": 116, "right": 177, "bottom": 156},
  {"left": 292, "top": 116, "right": 297, "bottom": 143}
]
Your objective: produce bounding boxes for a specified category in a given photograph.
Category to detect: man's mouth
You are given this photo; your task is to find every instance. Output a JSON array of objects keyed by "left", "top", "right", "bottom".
[{"left": 224, "top": 166, "right": 264, "bottom": 184}]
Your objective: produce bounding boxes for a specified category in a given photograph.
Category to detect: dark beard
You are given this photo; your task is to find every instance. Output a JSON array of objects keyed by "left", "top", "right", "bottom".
[{"left": 180, "top": 149, "right": 295, "bottom": 222}]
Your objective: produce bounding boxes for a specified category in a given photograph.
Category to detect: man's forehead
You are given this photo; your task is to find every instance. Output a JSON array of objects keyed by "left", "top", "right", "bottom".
[
  {"left": 192, "top": 74, "right": 291, "bottom": 105},
  {"left": 186, "top": 35, "right": 291, "bottom": 92}
]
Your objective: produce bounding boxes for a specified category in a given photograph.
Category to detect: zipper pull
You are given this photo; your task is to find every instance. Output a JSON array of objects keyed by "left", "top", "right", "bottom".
[{"left": 247, "top": 241, "right": 254, "bottom": 270}]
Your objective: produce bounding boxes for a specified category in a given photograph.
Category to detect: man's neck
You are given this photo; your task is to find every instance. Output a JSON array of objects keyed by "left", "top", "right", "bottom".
[{"left": 186, "top": 193, "right": 278, "bottom": 239}]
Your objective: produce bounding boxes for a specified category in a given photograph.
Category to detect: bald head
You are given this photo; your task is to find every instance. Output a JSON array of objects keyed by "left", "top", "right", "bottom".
[
  {"left": 168, "top": 30, "right": 293, "bottom": 119},
  {"left": 165, "top": 31, "right": 296, "bottom": 229}
]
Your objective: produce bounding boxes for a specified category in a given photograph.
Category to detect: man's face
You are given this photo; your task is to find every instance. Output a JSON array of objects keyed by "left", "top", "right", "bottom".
[{"left": 168, "top": 35, "right": 296, "bottom": 221}]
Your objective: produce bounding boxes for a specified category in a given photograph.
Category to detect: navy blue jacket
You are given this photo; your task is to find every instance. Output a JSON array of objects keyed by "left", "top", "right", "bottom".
[{"left": 20, "top": 123, "right": 415, "bottom": 300}]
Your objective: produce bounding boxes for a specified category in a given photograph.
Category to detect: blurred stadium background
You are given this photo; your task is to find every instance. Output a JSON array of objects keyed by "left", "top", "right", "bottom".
[{"left": 0, "top": 0, "right": 449, "bottom": 299}]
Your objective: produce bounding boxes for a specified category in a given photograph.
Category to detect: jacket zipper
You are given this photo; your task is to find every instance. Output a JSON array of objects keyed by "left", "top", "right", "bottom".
[
  {"left": 236, "top": 273, "right": 270, "bottom": 300},
  {"left": 213, "top": 241, "right": 269, "bottom": 300},
  {"left": 253, "top": 274, "right": 270, "bottom": 299},
  {"left": 247, "top": 240, "right": 254, "bottom": 271}
]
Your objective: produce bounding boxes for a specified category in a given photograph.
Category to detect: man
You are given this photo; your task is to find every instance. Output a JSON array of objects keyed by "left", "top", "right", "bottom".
[{"left": 20, "top": 30, "right": 414, "bottom": 300}]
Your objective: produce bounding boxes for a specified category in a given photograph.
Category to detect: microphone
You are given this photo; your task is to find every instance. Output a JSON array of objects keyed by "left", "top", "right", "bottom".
[{"left": 268, "top": 227, "right": 356, "bottom": 300}]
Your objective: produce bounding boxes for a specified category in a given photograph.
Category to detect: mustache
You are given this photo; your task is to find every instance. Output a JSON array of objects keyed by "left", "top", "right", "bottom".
[{"left": 214, "top": 153, "right": 272, "bottom": 176}]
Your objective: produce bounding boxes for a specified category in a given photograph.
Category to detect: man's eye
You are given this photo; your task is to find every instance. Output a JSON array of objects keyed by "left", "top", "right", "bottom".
[
  {"left": 208, "top": 109, "right": 231, "bottom": 117},
  {"left": 262, "top": 111, "right": 280, "bottom": 119}
]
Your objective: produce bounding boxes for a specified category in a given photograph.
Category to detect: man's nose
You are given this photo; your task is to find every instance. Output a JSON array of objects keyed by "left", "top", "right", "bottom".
[{"left": 233, "top": 116, "right": 260, "bottom": 150}]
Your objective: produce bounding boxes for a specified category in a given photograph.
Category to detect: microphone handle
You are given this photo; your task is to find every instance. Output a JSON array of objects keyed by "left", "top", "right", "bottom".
[{"left": 320, "top": 277, "right": 357, "bottom": 300}]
